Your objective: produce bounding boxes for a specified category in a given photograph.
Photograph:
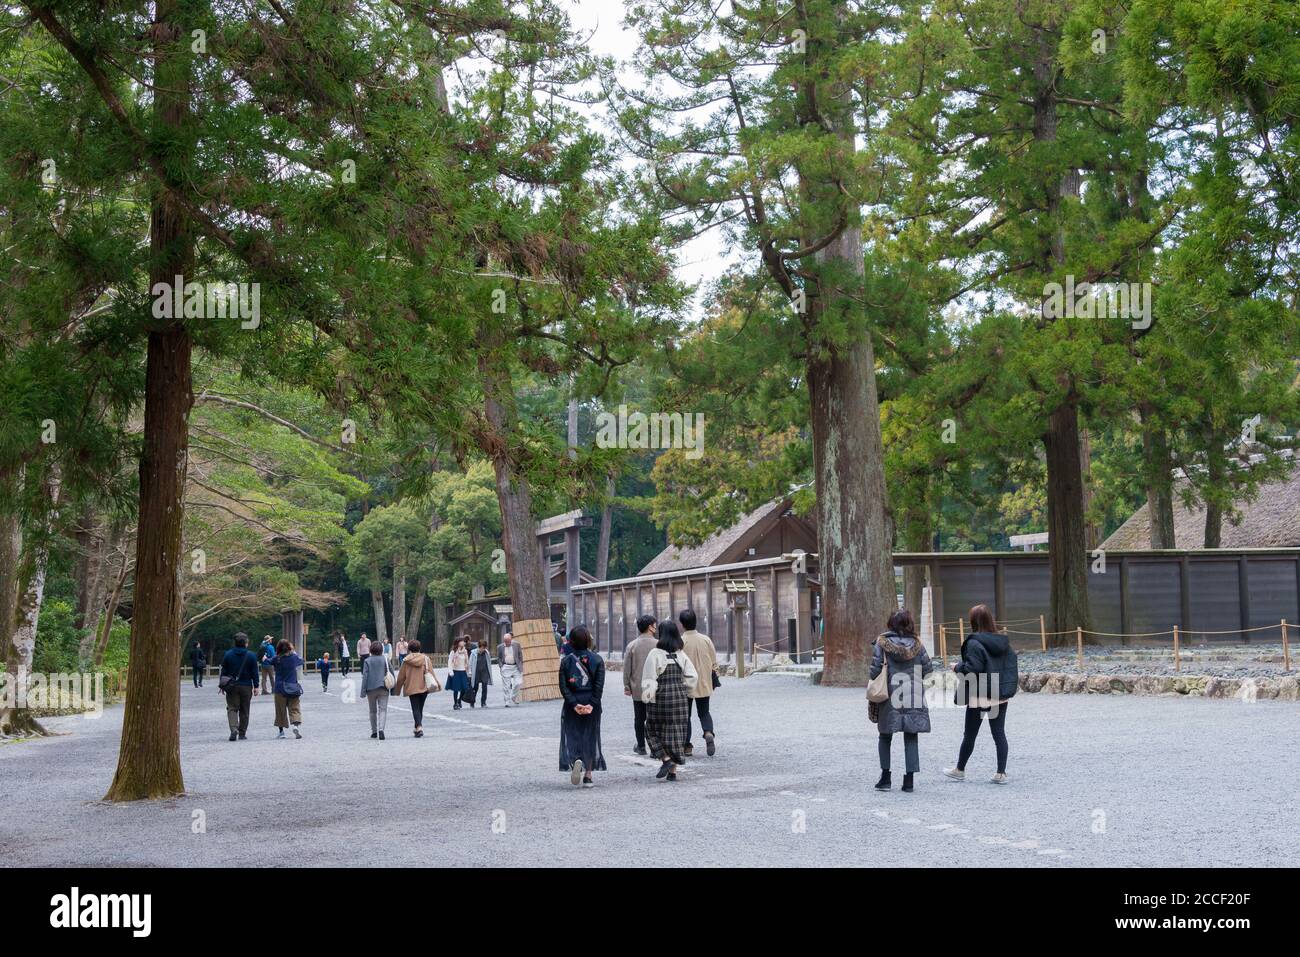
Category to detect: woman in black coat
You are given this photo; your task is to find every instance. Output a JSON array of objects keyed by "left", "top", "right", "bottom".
[
  {"left": 558, "top": 626, "right": 606, "bottom": 788},
  {"left": 869, "top": 609, "right": 933, "bottom": 792},
  {"left": 945, "top": 604, "right": 1018, "bottom": 784}
]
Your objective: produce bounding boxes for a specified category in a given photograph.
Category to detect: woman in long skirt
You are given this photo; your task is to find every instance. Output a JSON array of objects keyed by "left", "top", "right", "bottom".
[
  {"left": 558, "top": 626, "right": 607, "bottom": 787},
  {"left": 445, "top": 638, "right": 471, "bottom": 709},
  {"left": 641, "top": 619, "right": 699, "bottom": 781}
]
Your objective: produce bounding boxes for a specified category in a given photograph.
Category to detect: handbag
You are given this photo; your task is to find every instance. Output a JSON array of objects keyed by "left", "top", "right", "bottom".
[
  {"left": 218, "top": 649, "right": 250, "bottom": 692},
  {"left": 383, "top": 660, "right": 396, "bottom": 690},
  {"left": 711, "top": 670, "right": 721, "bottom": 690},
  {"left": 866, "top": 637, "right": 890, "bottom": 704},
  {"left": 424, "top": 664, "right": 439, "bottom": 692}
]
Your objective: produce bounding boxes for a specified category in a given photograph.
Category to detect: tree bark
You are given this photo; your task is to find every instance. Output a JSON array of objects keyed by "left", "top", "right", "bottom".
[
  {"left": 1140, "top": 409, "right": 1176, "bottom": 548},
  {"left": 1032, "top": 17, "right": 1092, "bottom": 641},
  {"left": 368, "top": 562, "right": 390, "bottom": 647},
  {"left": 392, "top": 565, "right": 406, "bottom": 647},
  {"left": 1044, "top": 403, "right": 1093, "bottom": 641},
  {"left": 806, "top": 324, "right": 897, "bottom": 684},
  {"left": 1203, "top": 442, "right": 1225, "bottom": 548},
  {"left": 105, "top": 0, "right": 192, "bottom": 801},
  {"left": 596, "top": 477, "right": 614, "bottom": 580}
]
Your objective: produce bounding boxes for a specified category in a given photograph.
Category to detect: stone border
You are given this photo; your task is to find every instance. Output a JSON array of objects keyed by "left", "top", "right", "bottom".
[{"left": 1016, "top": 672, "right": 1299, "bottom": 699}]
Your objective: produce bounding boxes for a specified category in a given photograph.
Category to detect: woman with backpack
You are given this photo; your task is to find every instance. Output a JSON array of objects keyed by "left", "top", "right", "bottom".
[
  {"left": 392, "top": 639, "right": 439, "bottom": 737},
  {"left": 640, "top": 619, "right": 698, "bottom": 782},
  {"left": 272, "top": 638, "right": 305, "bottom": 739},
  {"left": 944, "top": 604, "right": 1018, "bottom": 784},
  {"left": 869, "top": 609, "right": 933, "bottom": 793},
  {"left": 558, "top": 626, "right": 606, "bottom": 788}
]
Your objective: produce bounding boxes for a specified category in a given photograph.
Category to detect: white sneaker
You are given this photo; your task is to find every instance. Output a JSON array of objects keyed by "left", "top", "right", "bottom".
[
  {"left": 943, "top": 767, "right": 965, "bottom": 781},
  {"left": 582, "top": 779, "right": 595, "bottom": 789},
  {"left": 570, "top": 759, "right": 584, "bottom": 787},
  {"left": 292, "top": 726, "right": 302, "bottom": 739},
  {"left": 990, "top": 773, "right": 1008, "bottom": 785}
]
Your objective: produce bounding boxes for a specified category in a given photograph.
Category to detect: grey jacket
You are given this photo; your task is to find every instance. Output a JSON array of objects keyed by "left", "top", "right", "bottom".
[
  {"left": 869, "top": 631, "right": 933, "bottom": 735},
  {"left": 359, "top": 654, "right": 392, "bottom": 695},
  {"left": 496, "top": 641, "right": 524, "bottom": 672},
  {"left": 622, "top": 633, "right": 658, "bottom": 702}
]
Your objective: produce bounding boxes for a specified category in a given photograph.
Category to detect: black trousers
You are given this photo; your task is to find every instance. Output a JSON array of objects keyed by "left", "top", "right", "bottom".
[
  {"left": 686, "top": 696, "right": 714, "bottom": 744},
  {"left": 957, "top": 704, "right": 1009, "bottom": 774},
  {"left": 192, "top": 669, "right": 203, "bottom": 688},
  {"left": 632, "top": 699, "right": 648, "bottom": 748},
  {"left": 409, "top": 691, "right": 428, "bottom": 727},
  {"left": 340, "top": 656, "right": 351, "bottom": 676}
]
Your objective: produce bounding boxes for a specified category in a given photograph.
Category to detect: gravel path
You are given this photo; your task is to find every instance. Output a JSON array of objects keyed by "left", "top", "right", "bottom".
[{"left": 2, "top": 672, "right": 1297, "bottom": 867}]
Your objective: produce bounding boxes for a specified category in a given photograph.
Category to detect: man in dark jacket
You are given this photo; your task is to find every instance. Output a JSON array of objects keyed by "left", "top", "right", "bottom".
[
  {"left": 220, "top": 632, "right": 260, "bottom": 741},
  {"left": 190, "top": 643, "right": 207, "bottom": 688}
]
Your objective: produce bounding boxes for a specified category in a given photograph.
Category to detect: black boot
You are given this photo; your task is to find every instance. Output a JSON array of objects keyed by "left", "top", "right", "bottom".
[
  {"left": 874, "top": 770, "right": 891, "bottom": 791},
  {"left": 902, "top": 773, "right": 914, "bottom": 792}
]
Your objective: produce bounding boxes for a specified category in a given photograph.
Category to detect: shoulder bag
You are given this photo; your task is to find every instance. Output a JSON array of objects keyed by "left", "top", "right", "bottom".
[{"left": 866, "top": 636, "right": 890, "bottom": 704}]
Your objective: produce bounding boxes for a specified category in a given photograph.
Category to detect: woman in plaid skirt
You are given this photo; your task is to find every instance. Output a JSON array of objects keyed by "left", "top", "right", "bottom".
[{"left": 640, "top": 619, "right": 699, "bottom": 781}]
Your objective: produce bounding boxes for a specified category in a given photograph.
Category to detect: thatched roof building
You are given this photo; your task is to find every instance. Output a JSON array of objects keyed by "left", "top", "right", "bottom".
[{"left": 1101, "top": 463, "right": 1300, "bottom": 549}]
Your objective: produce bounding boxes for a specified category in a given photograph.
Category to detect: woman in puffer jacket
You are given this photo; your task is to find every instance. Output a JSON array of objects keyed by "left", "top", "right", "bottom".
[{"left": 869, "top": 609, "right": 933, "bottom": 793}]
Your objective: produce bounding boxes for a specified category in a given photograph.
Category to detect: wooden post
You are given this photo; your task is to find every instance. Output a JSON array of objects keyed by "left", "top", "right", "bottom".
[
  {"left": 1076, "top": 626, "right": 1083, "bottom": 671},
  {"left": 939, "top": 625, "right": 947, "bottom": 670},
  {"left": 1282, "top": 619, "right": 1291, "bottom": 672},
  {"left": 1039, "top": 614, "right": 1047, "bottom": 652},
  {"left": 1173, "top": 625, "right": 1181, "bottom": 672},
  {"left": 736, "top": 608, "right": 747, "bottom": 679},
  {"left": 958, "top": 617, "right": 965, "bottom": 646}
]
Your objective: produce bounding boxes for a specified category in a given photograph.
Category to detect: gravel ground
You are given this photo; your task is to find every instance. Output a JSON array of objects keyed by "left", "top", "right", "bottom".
[
  {"left": 1013, "top": 645, "right": 1296, "bottom": 678},
  {"left": 2, "top": 671, "right": 1298, "bottom": 867}
]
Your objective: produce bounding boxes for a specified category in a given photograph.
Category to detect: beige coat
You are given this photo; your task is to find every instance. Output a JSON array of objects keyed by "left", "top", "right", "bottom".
[
  {"left": 392, "top": 652, "right": 438, "bottom": 696},
  {"left": 680, "top": 630, "right": 717, "bottom": 699},
  {"left": 622, "top": 633, "right": 658, "bottom": 702}
]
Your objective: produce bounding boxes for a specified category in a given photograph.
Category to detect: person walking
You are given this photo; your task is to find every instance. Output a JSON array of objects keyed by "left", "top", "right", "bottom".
[
  {"left": 272, "top": 639, "right": 305, "bottom": 739},
  {"left": 383, "top": 638, "right": 394, "bottom": 665},
  {"left": 622, "top": 615, "right": 658, "bottom": 754},
  {"left": 338, "top": 633, "right": 352, "bottom": 678},
  {"left": 945, "top": 604, "right": 1018, "bottom": 785},
  {"left": 641, "top": 619, "right": 698, "bottom": 781},
  {"left": 219, "top": 632, "right": 260, "bottom": 741},
  {"left": 496, "top": 632, "right": 524, "bottom": 707},
  {"left": 446, "top": 639, "right": 471, "bottom": 710},
  {"left": 869, "top": 609, "right": 933, "bottom": 792},
  {"left": 678, "top": 609, "right": 719, "bottom": 757},
  {"left": 258, "top": 635, "right": 276, "bottom": 695},
  {"left": 317, "top": 652, "right": 333, "bottom": 693},
  {"left": 190, "top": 643, "right": 207, "bottom": 688},
  {"left": 360, "top": 639, "right": 394, "bottom": 739},
  {"left": 357, "top": 632, "right": 371, "bottom": 671},
  {"left": 392, "top": 639, "right": 439, "bottom": 737},
  {"left": 395, "top": 638, "right": 409, "bottom": 664},
  {"left": 467, "top": 638, "right": 492, "bottom": 708},
  {"left": 559, "top": 626, "right": 606, "bottom": 788}
]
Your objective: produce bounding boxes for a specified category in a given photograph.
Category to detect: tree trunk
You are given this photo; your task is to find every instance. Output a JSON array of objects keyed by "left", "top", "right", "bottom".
[
  {"left": 1032, "top": 18, "right": 1091, "bottom": 642},
  {"left": 1203, "top": 442, "right": 1225, "bottom": 548},
  {"left": 434, "top": 600, "right": 448, "bottom": 653},
  {"left": 93, "top": 554, "right": 130, "bottom": 669},
  {"left": 1043, "top": 403, "right": 1093, "bottom": 641},
  {"left": 1080, "top": 427, "right": 1098, "bottom": 551},
  {"left": 806, "top": 328, "right": 897, "bottom": 684},
  {"left": 596, "top": 477, "right": 613, "bottom": 580},
  {"left": 368, "top": 563, "right": 389, "bottom": 647},
  {"left": 392, "top": 565, "right": 406, "bottom": 647},
  {"left": 1140, "top": 410, "right": 1176, "bottom": 548},
  {"left": 480, "top": 357, "right": 558, "bottom": 700},
  {"left": 0, "top": 472, "right": 47, "bottom": 737},
  {"left": 406, "top": 579, "right": 427, "bottom": 643},
  {"left": 105, "top": 0, "right": 192, "bottom": 801}
]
